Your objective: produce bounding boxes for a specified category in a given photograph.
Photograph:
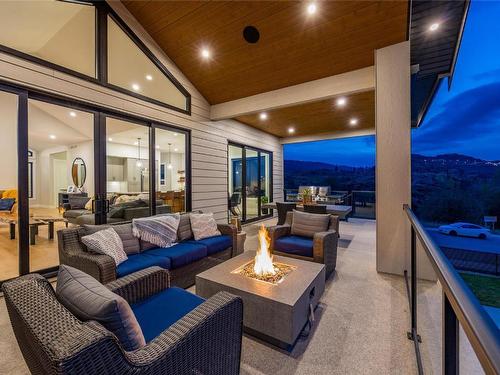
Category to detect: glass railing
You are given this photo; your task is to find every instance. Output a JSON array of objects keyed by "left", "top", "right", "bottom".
[
  {"left": 283, "top": 189, "right": 376, "bottom": 219},
  {"left": 404, "top": 205, "right": 500, "bottom": 375}
]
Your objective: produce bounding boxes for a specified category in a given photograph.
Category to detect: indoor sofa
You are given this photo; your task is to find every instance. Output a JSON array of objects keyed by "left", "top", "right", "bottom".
[{"left": 58, "top": 213, "right": 237, "bottom": 288}]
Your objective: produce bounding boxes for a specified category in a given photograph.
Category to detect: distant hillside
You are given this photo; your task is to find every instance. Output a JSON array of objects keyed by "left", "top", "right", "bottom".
[
  {"left": 284, "top": 159, "right": 375, "bottom": 191},
  {"left": 411, "top": 153, "right": 500, "bottom": 225},
  {"left": 284, "top": 154, "right": 500, "bottom": 225}
]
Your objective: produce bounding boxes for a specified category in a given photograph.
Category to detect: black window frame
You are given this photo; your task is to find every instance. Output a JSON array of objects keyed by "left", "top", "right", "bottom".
[
  {"left": 227, "top": 141, "right": 273, "bottom": 224},
  {"left": 0, "top": 1, "right": 191, "bottom": 115},
  {"left": 0, "top": 79, "right": 192, "bottom": 285}
]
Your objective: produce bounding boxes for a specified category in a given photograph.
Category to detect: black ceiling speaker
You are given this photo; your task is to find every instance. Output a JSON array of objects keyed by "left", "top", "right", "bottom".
[{"left": 243, "top": 26, "right": 260, "bottom": 44}]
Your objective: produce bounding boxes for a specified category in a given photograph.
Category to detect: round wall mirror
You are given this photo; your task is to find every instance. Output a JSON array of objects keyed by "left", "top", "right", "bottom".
[{"left": 71, "top": 157, "right": 87, "bottom": 188}]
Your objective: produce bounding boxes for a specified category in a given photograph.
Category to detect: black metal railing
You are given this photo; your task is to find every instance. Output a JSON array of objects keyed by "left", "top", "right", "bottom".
[
  {"left": 404, "top": 204, "right": 500, "bottom": 375},
  {"left": 283, "top": 188, "right": 376, "bottom": 219}
]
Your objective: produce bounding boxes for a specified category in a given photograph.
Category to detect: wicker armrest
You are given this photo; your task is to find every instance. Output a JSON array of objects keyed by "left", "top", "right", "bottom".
[
  {"left": 218, "top": 223, "right": 237, "bottom": 256},
  {"left": 126, "top": 291, "right": 243, "bottom": 372},
  {"left": 58, "top": 229, "right": 117, "bottom": 284},
  {"left": 313, "top": 230, "right": 338, "bottom": 266},
  {"left": 63, "top": 249, "right": 116, "bottom": 284},
  {"left": 268, "top": 225, "right": 291, "bottom": 250},
  {"left": 106, "top": 267, "right": 170, "bottom": 305}
]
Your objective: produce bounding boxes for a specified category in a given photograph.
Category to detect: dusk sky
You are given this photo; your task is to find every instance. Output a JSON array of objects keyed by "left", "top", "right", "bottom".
[{"left": 285, "top": 0, "right": 500, "bottom": 166}]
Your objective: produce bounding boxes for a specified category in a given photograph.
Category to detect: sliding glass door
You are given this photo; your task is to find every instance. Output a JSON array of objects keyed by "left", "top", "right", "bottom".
[
  {"left": 228, "top": 143, "right": 272, "bottom": 223},
  {"left": 27, "top": 99, "right": 96, "bottom": 272},
  {"left": 0, "top": 89, "right": 20, "bottom": 281},
  {"left": 0, "top": 83, "right": 191, "bottom": 283}
]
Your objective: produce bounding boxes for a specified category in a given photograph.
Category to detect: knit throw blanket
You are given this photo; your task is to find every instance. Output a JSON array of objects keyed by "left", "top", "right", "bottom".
[{"left": 132, "top": 214, "right": 180, "bottom": 248}]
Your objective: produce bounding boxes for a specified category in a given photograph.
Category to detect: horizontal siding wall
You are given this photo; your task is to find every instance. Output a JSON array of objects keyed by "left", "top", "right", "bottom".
[{"left": 0, "top": 1, "right": 283, "bottom": 223}]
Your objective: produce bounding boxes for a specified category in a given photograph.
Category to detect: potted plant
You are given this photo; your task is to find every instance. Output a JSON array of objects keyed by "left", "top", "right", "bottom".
[
  {"left": 261, "top": 196, "right": 269, "bottom": 215},
  {"left": 302, "top": 188, "right": 313, "bottom": 204}
]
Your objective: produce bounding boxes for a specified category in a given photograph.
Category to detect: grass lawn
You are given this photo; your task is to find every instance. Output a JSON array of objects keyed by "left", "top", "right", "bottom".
[{"left": 460, "top": 273, "right": 500, "bottom": 308}]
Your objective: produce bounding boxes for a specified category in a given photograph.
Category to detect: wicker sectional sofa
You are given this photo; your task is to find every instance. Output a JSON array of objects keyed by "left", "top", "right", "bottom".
[{"left": 58, "top": 214, "right": 237, "bottom": 288}]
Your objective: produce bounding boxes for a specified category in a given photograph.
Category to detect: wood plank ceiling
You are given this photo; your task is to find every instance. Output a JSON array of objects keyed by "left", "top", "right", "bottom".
[
  {"left": 235, "top": 90, "right": 374, "bottom": 138},
  {"left": 123, "top": 1, "right": 408, "bottom": 105}
]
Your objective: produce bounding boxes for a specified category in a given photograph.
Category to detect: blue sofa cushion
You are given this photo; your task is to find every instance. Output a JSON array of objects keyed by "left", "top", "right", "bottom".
[
  {"left": 186, "top": 235, "right": 232, "bottom": 255},
  {"left": 131, "top": 287, "right": 205, "bottom": 343},
  {"left": 146, "top": 242, "right": 207, "bottom": 269},
  {"left": 274, "top": 235, "right": 314, "bottom": 258},
  {"left": 116, "top": 254, "right": 171, "bottom": 278},
  {"left": 0, "top": 198, "right": 15, "bottom": 211}
]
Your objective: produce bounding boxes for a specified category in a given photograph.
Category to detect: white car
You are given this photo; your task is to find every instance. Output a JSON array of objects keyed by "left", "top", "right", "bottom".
[{"left": 438, "top": 222, "right": 490, "bottom": 239}]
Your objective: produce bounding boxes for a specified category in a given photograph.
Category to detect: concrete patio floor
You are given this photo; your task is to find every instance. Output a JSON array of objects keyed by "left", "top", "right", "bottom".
[{"left": 0, "top": 218, "right": 419, "bottom": 374}]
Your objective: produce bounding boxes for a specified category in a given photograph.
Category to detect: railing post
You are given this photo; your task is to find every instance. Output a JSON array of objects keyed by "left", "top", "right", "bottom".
[
  {"left": 443, "top": 292, "right": 459, "bottom": 375},
  {"left": 411, "top": 226, "right": 417, "bottom": 333}
]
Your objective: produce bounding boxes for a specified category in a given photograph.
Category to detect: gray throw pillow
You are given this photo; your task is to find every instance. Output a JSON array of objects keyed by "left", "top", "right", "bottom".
[
  {"left": 56, "top": 265, "right": 145, "bottom": 351},
  {"left": 190, "top": 213, "right": 221, "bottom": 240},
  {"left": 84, "top": 224, "right": 140, "bottom": 255},
  {"left": 177, "top": 213, "right": 193, "bottom": 241},
  {"left": 291, "top": 210, "right": 330, "bottom": 238},
  {"left": 68, "top": 196, "right": 91, "bottom": 209},
  {"left": 81, "top": 228, "right": 128, "bottom": 266}
]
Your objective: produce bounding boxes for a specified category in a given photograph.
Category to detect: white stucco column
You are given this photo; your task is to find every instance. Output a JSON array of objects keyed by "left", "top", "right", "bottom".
[{"left": 375, "top": 41, "right": 411, "bottom": 276}]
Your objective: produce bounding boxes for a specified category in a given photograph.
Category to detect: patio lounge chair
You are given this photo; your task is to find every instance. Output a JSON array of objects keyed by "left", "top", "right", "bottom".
[
  {"left": 269, "top": 210, "right": 339, "bottom": 278},
  {"left": 2, "top": 266, "right": 243, "bottom": 375}
]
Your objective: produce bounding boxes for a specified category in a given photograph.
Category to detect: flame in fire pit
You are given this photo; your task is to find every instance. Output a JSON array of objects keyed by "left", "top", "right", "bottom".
[{"left": 254, "top": 224, "right": 276, "bottom": 276}]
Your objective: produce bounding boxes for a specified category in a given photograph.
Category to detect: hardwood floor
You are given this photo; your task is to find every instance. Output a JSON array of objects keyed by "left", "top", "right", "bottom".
[{"left": 0, "top": 207, "right": 69, "bottom": 281}]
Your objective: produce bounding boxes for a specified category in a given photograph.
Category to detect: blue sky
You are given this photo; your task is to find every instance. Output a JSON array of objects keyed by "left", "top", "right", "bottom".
[
  {"left": 284, "top": 135, "right": 375, "bottom": 167},
  {"left": 412, "top": 0, "right": 500, "bottom": 160},
  {"left": 285, "top": 0, "right": 500, "bottom": 166}
]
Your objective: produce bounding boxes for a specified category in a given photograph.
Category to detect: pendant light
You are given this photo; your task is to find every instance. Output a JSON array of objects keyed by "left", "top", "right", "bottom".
[
  {"left": 167, "top": 143, "right": 173, "bottom": 169},
  {"left": 136, "top": 138, "right": 143, "bottom": 168}
]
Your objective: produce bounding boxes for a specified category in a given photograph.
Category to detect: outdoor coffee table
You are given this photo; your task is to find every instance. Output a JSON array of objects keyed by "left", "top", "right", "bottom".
[{"left": 196, "top": 251, "right": 325, "bottom": 349}]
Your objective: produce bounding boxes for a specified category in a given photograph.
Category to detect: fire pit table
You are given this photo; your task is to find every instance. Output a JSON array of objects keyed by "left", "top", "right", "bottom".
[{"left": 196, "top": 251, "right": 325, "bottom": 349}]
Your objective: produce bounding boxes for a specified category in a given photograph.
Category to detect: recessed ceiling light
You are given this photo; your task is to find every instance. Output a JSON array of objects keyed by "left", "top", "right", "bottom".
[
  {"left": 307, "top": 3, "right": 317, "bottom": 15},
  {"left": 69, "top": 111, "right": 76, "bottom": 117},
  {"left": 429, "top": 23, "right": 440, "bottom": 32},
  {"left": 173, "top": 133, "right": 178, "bottom": 136},
  {"left": 349, "top": 118, "right": 359, "bottom": 126},
  {"left": 288, "top": 127, "right": 295, "bottom": 134},
  {"left": 201, "top": 48, "right": 211, "bottom": 59},
  {"left": 134, "top": 141, "right": 139, "bottom": 146},
  {"left": 108, "top": 137, "right": 113, "bottom": 142},
  {"left": 336, "top": 97, "right": 347, "bottom": 107},
  {"left": 131, "top": 83, "right": 140, "bottom": 91},
  {"left": 259, "top": 112, "right": 268, "bottom": 120},
  {"left": 145, "top": 74, "right": 153, "bottom": 81},
  {"left": 49, "top": 134, "right": 56, "bottom": 140},
  {"left": 174, "top": 148, "right": 179, "bottom": 152}
]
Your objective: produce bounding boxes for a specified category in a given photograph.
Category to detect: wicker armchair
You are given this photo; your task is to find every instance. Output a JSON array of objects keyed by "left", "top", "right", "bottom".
[
  {"left": 58, "top": 223, "right": 237, "bottom": 287},
  {"left": 268, "top": 211, "right": 339, "bottom": 278},
  {"left": 2, "top": 267, "right": 243, "bottom": 375}
]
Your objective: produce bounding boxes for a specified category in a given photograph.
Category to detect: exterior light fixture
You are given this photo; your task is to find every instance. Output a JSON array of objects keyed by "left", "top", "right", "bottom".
[
  {"left": 201, "top": 48, "right": 211, "bottom": 59},
  {"left": 69, "top": 111, "right": 77, "bottom": 117},
  {"left": 288, "top": 127, "right": 295, "bottom": 134},
  {"left": 349, "top": 118, "right": 359, "bottom": 126},
  {"left": 336, "top": 97, "right": 347, "bottom": 107},
  {"left": 259, "top": 112, "right": 268, "bottom": 120},
  {"left": 132, "top": 83, "right": 140, "bottom": 91},
  {"left": 307, "top": 3, "right": 317, "bottom": 15},
  {"left": 145, "top": 74, "right": 153, "bottom": 81},
  {"left": 429, "top": 23, "right": 440, "bottom": 32}
]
